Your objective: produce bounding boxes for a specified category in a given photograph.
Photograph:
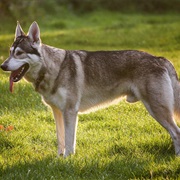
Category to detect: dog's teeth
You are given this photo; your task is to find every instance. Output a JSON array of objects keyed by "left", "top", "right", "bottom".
[{"left": 20, "top": 67, "right": 24, "bottom": 74}]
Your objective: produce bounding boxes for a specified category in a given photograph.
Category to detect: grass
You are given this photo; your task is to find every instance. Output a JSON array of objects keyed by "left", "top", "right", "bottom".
[{"left": 1, "top": 11, "right": 180, "bottom": 179}]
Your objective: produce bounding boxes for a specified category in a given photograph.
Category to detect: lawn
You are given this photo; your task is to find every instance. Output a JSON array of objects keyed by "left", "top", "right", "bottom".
[{"left": 1, "top": 11, "right": 180, "bottom": 179}]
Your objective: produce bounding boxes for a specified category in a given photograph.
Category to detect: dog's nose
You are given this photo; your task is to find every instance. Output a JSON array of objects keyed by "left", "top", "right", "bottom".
[{"left": 1, "top": 63, "right": 8, "bottom": 71}]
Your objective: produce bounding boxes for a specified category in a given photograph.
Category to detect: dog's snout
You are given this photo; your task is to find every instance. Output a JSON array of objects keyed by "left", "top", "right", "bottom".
[{"left": 1, "top": 63, "right": 8, "bottom": 71}]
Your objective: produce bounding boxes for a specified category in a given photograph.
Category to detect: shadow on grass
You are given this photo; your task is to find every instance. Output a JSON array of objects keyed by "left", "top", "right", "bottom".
[
  {"left": 0, "top": 155, "right": 147, "bottom": 179},
  {"left": 110, "top": 140, "right": 174, "bottom": 158},
  {"left": 106, "top": 140, "right": 180, "bottom": 179},
  {"left": 1, "top": 142, "right": 179, "bottom": 180}
]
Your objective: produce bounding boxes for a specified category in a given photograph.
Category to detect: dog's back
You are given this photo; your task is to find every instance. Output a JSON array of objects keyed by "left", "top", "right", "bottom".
[{"left": 73, "top": 50, "right": 178, "bottom": 112}]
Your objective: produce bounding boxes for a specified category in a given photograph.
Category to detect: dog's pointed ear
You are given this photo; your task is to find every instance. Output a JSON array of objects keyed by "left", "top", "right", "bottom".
[
  {"left": 27, "top": 21, "right": 41, "bottom": 44},
  {"left": 15, "top": 21, "right": 25, "bottom": 40}
]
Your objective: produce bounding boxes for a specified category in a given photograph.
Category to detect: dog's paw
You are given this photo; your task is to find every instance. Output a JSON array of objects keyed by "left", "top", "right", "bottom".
[
  {"left": 57, "top": 149, "right": 65, "bottom": 157},
  {"left": 63, "top": 149, "right": 75, "bottom": 158}
]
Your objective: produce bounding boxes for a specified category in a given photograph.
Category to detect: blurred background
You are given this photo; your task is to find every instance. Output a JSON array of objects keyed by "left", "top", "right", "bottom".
[
  {"left": 0, "top": 0, "right": 180, "bottom": 55},
  {"left": 1, "top": 0, "right": 180, "bottom": 22}
]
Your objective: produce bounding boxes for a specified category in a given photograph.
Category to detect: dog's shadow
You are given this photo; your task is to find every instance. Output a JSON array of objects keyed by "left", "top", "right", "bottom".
[
  {"left": 105, "top": 142, "right": 179, "bottom": 178},
  {"left": 108, "top": 140, "right": 174, "bottom": 158},
  {"left": 1, "top": 142, "right": 178, "bottom": 180}
]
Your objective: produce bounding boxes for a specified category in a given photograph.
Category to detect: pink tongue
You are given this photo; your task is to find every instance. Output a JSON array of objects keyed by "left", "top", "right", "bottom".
[
  {"left": 9, "top": 74, "right": 14, "bottom": 93},
  {"left": 9, "top": 70, "right": 20, "bottom": 93},
  {"left": 9, "top": 66, "right": 24, "bottom": 93}
]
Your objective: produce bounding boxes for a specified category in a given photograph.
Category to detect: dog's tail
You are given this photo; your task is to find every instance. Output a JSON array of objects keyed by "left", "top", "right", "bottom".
[
  {"left": 173, "top": 80, "right": 180, "bottom": 123},
  {"left": 165, "top": 60, "right": 180, "bottom": 123},
  {"left": 158, "top": 57, "right": 180, "bottom": 123}
]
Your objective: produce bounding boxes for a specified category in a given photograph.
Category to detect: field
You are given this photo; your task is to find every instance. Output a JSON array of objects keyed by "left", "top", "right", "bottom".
[{"left": 1, "top": 11, "right": 180, "bottom": 179}]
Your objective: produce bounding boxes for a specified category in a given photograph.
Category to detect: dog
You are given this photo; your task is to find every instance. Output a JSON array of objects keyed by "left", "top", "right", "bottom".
[{"left": 1, "top": 22, "right": 180, "bottom": 157}]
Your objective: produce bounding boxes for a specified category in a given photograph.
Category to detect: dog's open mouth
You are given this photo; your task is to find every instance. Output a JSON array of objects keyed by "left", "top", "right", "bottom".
[{"left": 9, "top": 63, "right": 29, "bottom": 92}]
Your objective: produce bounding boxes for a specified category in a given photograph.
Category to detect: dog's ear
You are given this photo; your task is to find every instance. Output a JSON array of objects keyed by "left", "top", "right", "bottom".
[
  {"left": 15, "top": 21, "right": 25, "bottom": 40},
  {"left": 27, "top": 21, "right": 41, "bottom": 44}
]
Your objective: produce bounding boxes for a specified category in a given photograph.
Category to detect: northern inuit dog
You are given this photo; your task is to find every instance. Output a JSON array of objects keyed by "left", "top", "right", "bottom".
[{"left": 1, "top": 22, "right": 180, "bottom": 157}]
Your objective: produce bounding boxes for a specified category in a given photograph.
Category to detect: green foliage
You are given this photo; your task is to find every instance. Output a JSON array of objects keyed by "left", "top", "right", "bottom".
[
  {"left": 64, "top": 0, "right": 180, "bottom": 13},
  {"left": 0, "top": 0, "right": 180, "bottom": 22},
  {"left": 1, "top": 11, "right": 180, "bottom": 179}
]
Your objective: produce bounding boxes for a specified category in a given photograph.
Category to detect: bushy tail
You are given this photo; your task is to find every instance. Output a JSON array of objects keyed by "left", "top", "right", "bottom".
[
  {"left": 173, "top": 79, "right": 180, "bottom": 123},
  {"left": 159, "top": 57, "right": 180, "bottom": 123}
]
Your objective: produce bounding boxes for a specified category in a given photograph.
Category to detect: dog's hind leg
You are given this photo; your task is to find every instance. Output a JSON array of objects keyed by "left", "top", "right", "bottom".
[
  {"left": 142, "top": 77, "right": 180, "bottom": 155},
  {"left": 52, "top": 106, "right": 65, "bottom": 156},
  {"left": 144, "top": 100, "right": 180, "bottom": 155}
]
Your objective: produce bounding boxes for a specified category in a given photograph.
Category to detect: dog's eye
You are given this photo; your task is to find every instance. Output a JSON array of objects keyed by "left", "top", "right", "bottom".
[{"left": 16, "top": 51, "right": 23, "bottom": 56}]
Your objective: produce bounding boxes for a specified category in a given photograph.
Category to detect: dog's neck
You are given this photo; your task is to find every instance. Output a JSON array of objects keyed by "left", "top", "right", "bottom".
[
  {"left": 34, "top": 65, "right": 46, "bottom": 91},
  {"left": 25, "top": 44, "right": 66, "bottom": 93}
]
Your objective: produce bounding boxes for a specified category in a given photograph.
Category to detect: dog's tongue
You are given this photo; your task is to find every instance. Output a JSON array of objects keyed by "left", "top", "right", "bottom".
[
  {"left": 9, "top": 74, "right": 14, "bottom": 93},
  {"left": 9, "top": 70, "right": 19, "bottom": 93}
]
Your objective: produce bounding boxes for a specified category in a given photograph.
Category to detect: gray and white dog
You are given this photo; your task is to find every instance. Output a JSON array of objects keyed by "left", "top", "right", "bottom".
[{"left": 1, "top": 22, "right": 180, "bottom": 157}]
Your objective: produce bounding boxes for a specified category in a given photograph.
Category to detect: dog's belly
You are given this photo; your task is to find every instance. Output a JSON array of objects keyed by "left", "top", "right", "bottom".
[
  {"left": 79, "top": 95, "right": 123, "bottom": 113},
  {"left": 79, "top": 82, "right": 140, "bottom": 113}
]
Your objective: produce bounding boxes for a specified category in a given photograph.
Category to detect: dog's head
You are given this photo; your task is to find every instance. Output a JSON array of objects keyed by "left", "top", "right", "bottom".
[{"left": 1, "top": 22, "right": 41, "bottom": 92}]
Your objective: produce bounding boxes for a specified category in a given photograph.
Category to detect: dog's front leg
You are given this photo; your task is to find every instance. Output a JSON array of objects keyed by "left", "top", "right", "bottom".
[
  {"left": 52, "top": 106, "right": 65, "bottom": 156},
  {"left": 63, "top": 108, "right": 78, "bottom": 157}
]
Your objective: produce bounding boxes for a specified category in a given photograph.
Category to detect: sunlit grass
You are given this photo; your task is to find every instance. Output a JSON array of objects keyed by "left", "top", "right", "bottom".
[{"left": 1, "top": 11, "right": 180, "bottom": 179}]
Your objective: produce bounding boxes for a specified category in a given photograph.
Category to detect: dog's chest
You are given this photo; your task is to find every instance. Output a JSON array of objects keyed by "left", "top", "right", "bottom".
[{"left": 41, "top": 87, "right": 67, "bottom": 110}]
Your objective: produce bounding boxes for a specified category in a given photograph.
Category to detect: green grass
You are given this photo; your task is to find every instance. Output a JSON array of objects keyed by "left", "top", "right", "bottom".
[{"left": 1, "top": 11, "right": 180, "bottom": 179}]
